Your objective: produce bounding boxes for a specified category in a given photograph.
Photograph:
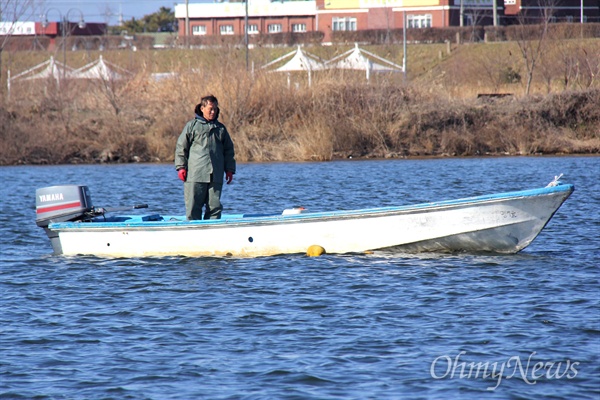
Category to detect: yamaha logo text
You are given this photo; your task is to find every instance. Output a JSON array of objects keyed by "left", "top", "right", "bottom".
[{"left": 39, "top": 193, "right": 64, "bottom": 202}]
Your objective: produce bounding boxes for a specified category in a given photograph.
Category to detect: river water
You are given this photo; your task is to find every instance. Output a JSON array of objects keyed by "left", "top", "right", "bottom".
[{"left": 1, "top": 157, "right": 598, "bottom": 399}]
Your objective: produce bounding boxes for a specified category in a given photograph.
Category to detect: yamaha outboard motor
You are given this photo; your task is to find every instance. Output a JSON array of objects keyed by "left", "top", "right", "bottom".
[
  {"left": 36, "top": 185, "right": 94, "bottom": 254},
  {"left": 36, "top": 185, "right": 94, "bottom": 228}
]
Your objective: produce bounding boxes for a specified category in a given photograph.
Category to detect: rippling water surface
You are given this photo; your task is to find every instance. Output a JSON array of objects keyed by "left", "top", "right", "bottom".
[{"left": 1, "top": 157, "right": 598, "bottom": 399}]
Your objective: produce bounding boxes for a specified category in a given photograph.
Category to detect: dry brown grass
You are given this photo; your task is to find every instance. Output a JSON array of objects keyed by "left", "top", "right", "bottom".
[{"left": 1, "top": 41, "right": 599, "bottom": 165}]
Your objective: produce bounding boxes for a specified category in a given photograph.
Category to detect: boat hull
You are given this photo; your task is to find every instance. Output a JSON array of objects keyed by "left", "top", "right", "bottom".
[{"left": 45, "top": 184, "right": 573, "bottom": 257}]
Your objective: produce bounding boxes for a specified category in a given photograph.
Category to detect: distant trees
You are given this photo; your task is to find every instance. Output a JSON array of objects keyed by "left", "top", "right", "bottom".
[{"left": 119, "top": 7, "right": 176, "bottom": 33}]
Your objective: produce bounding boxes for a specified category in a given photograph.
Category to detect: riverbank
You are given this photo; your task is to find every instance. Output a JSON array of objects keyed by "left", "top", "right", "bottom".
[
  {"left": 1, "top": 83, "right": 597, "bottom": 165},
  {"left": 1, "top": 43, "right": 599, "bottom": 165}
]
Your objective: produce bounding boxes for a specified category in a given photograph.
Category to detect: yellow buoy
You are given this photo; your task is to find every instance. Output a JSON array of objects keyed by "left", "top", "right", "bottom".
[{"left": 306, "top": 245, "right": 326, "bottom": 257}]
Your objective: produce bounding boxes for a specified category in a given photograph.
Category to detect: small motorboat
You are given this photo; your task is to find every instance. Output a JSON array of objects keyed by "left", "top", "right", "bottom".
[{"left": 35, "top": 177, "right": 574, "bottom": 257}]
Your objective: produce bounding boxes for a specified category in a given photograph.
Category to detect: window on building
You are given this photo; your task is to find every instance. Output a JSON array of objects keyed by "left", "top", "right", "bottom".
[
  {"left": 332, "top": 17, "right": 357, "bottom": 31},
  {"left": 192, "top": 25, "right": 206, "bottom": 35},
  {"left": 407, "top": 15, "right": 432, "bottom": 28},
  {"left": 268, "top": 24, "right": 282, "bottom": 33},
  {"left": 245, "top": 24, "right": 259, "bottom": 34},
  {"left": 292, "top": 23, "right": 307, "bottom": 33},
  {"left": 220, "top": 25, "right": 234, "bottom": 35}
]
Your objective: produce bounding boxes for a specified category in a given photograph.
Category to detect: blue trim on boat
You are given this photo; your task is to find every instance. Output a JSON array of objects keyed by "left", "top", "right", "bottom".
[{"left": 49, "top": 184, "right": 574, "bottom": 230}]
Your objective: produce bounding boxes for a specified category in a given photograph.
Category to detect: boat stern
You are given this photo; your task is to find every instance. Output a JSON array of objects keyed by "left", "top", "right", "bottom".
[{"left": 35, "top": 185, "right": 94, "bottom": 255}]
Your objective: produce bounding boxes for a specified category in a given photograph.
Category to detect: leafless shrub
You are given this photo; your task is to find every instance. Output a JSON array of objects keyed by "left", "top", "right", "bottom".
[{"left": 1, "top": 44, "right": 599, "bottom": 165}]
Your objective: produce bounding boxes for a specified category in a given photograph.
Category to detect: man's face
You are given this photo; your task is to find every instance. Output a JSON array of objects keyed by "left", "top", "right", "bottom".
[{"left": 201, "top": 101, "right": 217, "bottom": 121}]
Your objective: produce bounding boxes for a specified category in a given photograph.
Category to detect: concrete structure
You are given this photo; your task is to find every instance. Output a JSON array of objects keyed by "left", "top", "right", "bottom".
[{"left": 174, "top": 0, "right": 317, "bottom": 38}]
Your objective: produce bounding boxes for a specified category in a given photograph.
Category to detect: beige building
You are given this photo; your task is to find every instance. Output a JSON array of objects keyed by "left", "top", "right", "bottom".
[
  {"left": 175, "top": 0, "right": 317, "bottom": 38},
  {"left": 174, "top": 0, "right": 599, "bottom": 43}
]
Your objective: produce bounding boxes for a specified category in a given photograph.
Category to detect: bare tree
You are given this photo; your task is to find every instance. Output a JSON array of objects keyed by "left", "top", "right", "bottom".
[
  {"left": 577, "top": 48, "right": 600, "bottom": 90},
  {"left": 514, "top": 0, "right": 556, "bottom": 95},
  {"left": 0, "top": 0, "right": 38, "bottom": 98},
  {"left": 475, "top": 46, "right": 516, "bottom": 92},
  {"left": 464, "top": 7, "right": 487, "bottom": 42},
  {"left": 537, "top": 37, "right": 562, "bottom": 93},
  {"left": 552, "top": 38, "right": 579, "bottom": 91}
]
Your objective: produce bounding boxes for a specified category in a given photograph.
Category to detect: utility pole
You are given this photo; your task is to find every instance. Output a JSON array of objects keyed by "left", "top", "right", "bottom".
[
  {"left": 403, "top": 10, "right": 407, "bottom": 83},
  {"left": 185, "top": 0, "right": 190, "bottom": 48},
  {"left": 245, "top": 0, "right": 249, "bottom": 70},
  {"left": 42, "top": 8, "right": 85, "bottom": 84}
]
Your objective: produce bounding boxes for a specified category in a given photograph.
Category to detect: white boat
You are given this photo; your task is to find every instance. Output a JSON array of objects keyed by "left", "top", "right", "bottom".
[{"left": 35, "top": 178, "right": 574, "bottom": 257}]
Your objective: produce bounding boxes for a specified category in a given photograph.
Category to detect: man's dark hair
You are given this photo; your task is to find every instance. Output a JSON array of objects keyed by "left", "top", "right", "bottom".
[
  {"left": 195, "top": 95, "right": 219, "bottom": 115},
  {"left": 201, "top": 95, "right": 218, "bottom": 107}
]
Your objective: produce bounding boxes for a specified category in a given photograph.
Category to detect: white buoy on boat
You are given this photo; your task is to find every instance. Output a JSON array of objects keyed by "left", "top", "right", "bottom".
[{"left": 282, "top": 207, "right": 306, "bottom": 215}]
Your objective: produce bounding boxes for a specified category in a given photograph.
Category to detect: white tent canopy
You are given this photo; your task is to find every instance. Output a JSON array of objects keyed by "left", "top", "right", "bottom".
[
  {"left": 71, "top": 56, "right": 130, "bottom": 81},
  {"left": 11, "top": 56, "right": 73, "bottom": 82},
  {"left": 326, "top": 43, "right": 404, "bottom": 80},
  {"left": 7, "top": 56, "right": 131, "bottom": 97},
  {"left": 7, "top": 56, "right": 74, "bottom": 97},
  {"left": 262, "top": 46, "right": 326, "bottom": 86}
]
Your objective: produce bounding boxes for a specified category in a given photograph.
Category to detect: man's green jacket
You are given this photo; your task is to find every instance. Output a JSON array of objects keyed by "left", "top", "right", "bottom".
[{"left": 175, "top": 116, "right": 236, "bottom": 183}]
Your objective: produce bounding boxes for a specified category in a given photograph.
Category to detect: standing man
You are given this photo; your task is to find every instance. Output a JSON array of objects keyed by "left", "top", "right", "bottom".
[{"left": 175, "top": 95, "right": 236, "bottom": 220}]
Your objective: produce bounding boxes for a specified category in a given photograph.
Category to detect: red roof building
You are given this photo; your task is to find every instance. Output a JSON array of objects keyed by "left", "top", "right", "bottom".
[{"left": 174, "top": 0, "right": 599, "bottom": 43}]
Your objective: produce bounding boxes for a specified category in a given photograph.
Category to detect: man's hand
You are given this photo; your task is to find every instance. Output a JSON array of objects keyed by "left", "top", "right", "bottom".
[
  {"left": 225, "top": 171, "right": 234, "bottom": 184},
  {"left": 177, "top": 169, "right": 187, "bottom": 182}
]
